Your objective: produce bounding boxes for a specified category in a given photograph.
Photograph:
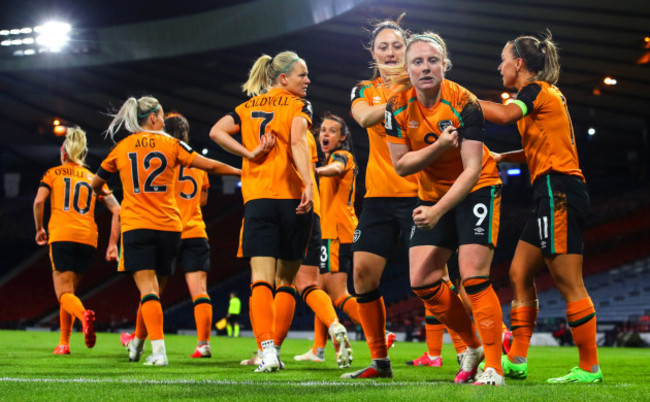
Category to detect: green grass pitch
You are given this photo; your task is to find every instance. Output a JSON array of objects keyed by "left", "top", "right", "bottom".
[{"left": 0, "top": 330, "right": 648, "bottom": 401}]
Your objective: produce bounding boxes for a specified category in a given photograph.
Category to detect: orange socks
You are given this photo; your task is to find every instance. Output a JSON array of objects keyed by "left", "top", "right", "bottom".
[
  {"left": 463, "top": 276, "right": 504, "bottom": 375},
  {"left": 59, "top": 292, "right": 86, "bottom": 321},
  {"left": 357, "top": 289, "right": 387, "bottom": 359},
  {"left": 312, "top": 315, "right": 329, "bottom": 353},
  {"left": 59, "top": 306, "right": 74, "bottom": 345},
  {"left": 193, "top": 294, "right": 212, "bottom": 343},
  {"left": 424, "top": 314, "right": 444, "bottom": 357},
  {"left": 302, "top": 285, "right": 338, "bottom": 327},
  {"left": 448, "top": 326, "right": 468, "bottom": 355},
  {"left": 250, "top": 281, "right": 274, "bottom": 343},
  {"left": 412, "top": 281, "right": 481, "bottom": 349},
  {"left": 567, "top": 297, "right": 599, "bottom": 372},
  {"left": 140, "top": 294, "right": 164, "bottom": 341},
  {"left": 248, "top": 297, "right": 262, "bottom": 351},
  {"left": 134, "top": 304, "right": 148, "bottom": 340},
  {"left": 508, "top": 300, "right": 539, "bottom": 362},
  {"left": 273, "top": 285, "right": 297, "bottom": 347},
  {"left": 334, "top": 294, "right": 361, "bottom": 325}
]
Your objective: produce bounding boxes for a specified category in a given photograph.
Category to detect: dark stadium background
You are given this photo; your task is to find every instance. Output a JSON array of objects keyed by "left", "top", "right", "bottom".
[{"left": 0, "top": 0, "right": 648, "bottom": 336}]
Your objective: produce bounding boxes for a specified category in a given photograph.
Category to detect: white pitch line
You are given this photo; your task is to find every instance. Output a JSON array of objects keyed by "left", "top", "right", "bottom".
[{"left": 0, "top": 377, "right": 440, "bottom": 386}]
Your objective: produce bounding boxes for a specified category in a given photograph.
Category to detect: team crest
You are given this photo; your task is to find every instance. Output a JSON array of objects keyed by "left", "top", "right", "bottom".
[
  {"left": 410, "top": 225, "right": 416, "bottom": 239},
  {"left": 438, "top": 119, "right": 453, "bottom": 132},
  {"left": 353, "top": 230, "right": 361, "bottom": 243}
]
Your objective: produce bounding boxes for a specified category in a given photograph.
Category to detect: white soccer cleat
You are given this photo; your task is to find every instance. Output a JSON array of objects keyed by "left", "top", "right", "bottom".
[
  {"left": 329, "top": 323, "right": 353, "bottom": 369},
  {"left": 254, "top": 348, "right": 280, "bottom": 373},
  {"left": 455, "top": 346, "right": 484, "bottom": 383},
  {"left": 127, "top": 339, "right": 144, "bottom": 362},
  {"left": 143, "top": 353, "right": 168, "bottom": 366},
  {"left": 473, "top": 367, "right": 506, "bottom": 386},
  {"left": 293, "top": 349, "right": 325, "bottom": 362}
]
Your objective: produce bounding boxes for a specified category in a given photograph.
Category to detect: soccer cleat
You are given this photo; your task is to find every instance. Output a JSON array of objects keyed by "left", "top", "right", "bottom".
[
  {"left": 502, "top": 330, "right": 513, "bottom": 354},
  {"left": 127, "top": 339, "right": 144, "bottom": 362},
  {"left": 329, "top": 323, "right": 353, "bottom": 368},
  {"left": 406, "top": 352, "right": 442, "bottom": 367},
  {"left": 53, "top": 344, "right": 70, "bottom": 355},
  {"left": 455, "top": 346, "right": 484, "bottom": 383},
  {"left": 143, "top": 353, "right": 168, "bottom": 366},
  {"left": 190, "top": 344, "right": 211, "bottom": 358},
  {"left": 82, "top": 310, "right": 96, "bottom": 348},
  {"left": 294, "top": 349, "right": 325, "bottom": 362},
  {"left": 254, "top": 348, "right": 280, "bottom": 373},
  {"left": 341, "top": 361, "right": 393, "bottom": 379},
  {"left": 120, "top": 332, "right": 135, "bottom": 347},
  {"left": 241, "top": 351, "right": 262, "bottom": 366},
  {"left": 547, "top": 367, "right": 603, "bottom": 384},
  {"left": 480, "top": 355, "right": 527, "bottom": 379},
  {"left": 386, "top": 331, "right": 397, "bottom": 349},
  {"left": 473, "top": 367, "right": 506, "bottom": 386}
]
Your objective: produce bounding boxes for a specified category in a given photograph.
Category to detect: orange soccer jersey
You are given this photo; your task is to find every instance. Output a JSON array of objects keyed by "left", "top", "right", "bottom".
[
  {"left": 513, "top": 81, "right": 585, "bottom": 183},
  {"left": 351, "top": 77, "right": 419, "bottom": 198},
  {"left": 307, "top": 132, "right": 321, "bottom": 217},
  {"left": 385, "top": 80, "right": 501, "bottom": 202},
  {"left": 98, "top": 132, "right": 198, "bottom": 233},
  {"left": 40, "top": 162, "right": 106, "bottom": 247},
  {"left": 230, "top": 87, "right": 313, "bottom": 204},
  {"left": 175, "top": 166, "right": 210, "bottom": 239},
  {"left": 319, "top": 150, "right": 358, "bottom": 243}
]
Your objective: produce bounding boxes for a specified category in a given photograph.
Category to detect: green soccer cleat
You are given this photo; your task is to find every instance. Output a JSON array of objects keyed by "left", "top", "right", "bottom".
[
  {"left": 479, "top": 354, "right": 527, "bottom": 379},
  {"left": 547, "top": 367, "right": 603, "bottom": 384}
]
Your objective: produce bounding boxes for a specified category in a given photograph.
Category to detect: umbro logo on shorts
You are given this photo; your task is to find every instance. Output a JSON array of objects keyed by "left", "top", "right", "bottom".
[
  {"left": 474, "top": 227, "right": 485, "bottom": 235},
  {"left": 353, "top": 230, "right": 361, "bottom": 243}
]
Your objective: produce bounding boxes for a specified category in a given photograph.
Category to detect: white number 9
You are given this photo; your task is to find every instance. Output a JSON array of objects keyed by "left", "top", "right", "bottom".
[{"left": 473, "top": 203, "right": 488, "bottom": 226}]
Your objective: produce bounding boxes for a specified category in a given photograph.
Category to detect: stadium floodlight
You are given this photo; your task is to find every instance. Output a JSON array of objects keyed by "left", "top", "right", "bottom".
[
  {"left": 507, "top": 168, "right": 521, "bottom": 176},
  {"left": 35, "top": 21, "right": 71, "bottom": 52},
  {"left": 588, "top": 127, "right": 596, "bottom": 136},
  {"left": 201, "top": 148, "right": 209, "bottom": 155}
]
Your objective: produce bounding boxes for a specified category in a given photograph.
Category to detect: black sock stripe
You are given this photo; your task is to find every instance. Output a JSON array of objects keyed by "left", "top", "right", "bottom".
[
  {"left": 251, "top": 281, "right": 274, "bottom": 293},
  {"left": 569, "top": 312, "right": 596, "bottom": 328},
  {"left": 463, "top": 277, "right": 491, "bottom": 295},
  {"left": 425, "top": 315, "right": 441, "bottom": 325},
  {"left": 301, "top": 285, "right": 317, "bottom": 301},
  {"left": 141, "top": 294, "right": 160, "bottom": 304},
  {"left": 357, "top": 288, "right": 381, "bottom": 304},
  {"left": 276, "top": 286, "right": 297, "bottom": 296},
  {"left": 412, "top": 281, "right": 443, "bottom": 300},
  {"left": 193, "top": 297, "right": 211, "bottom": 306}
]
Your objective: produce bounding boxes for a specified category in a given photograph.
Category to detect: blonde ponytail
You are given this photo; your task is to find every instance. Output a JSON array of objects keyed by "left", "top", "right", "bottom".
[
  {"left": 105, "top": 96, "right": 165, "bottom": 141},
  {"left": 63, "top": 126, "right": 88, "bottom": 166},
  {"left": 241, "top": 51, "right": 302, "bottom": 97}
]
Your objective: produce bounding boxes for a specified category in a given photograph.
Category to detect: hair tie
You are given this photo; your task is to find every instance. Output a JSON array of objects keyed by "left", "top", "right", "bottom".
[
  {"left": 274, "top": 58, "right": 300, "bottom": 80},
  {"left": 411, "top": 35, "right": 444, "bottom": 49},
  {"left": 137, "top": 104, "right": 160, "bottom": 119},
  {"left": 513, "top": 39, "right": 522, "bottom": 58}
]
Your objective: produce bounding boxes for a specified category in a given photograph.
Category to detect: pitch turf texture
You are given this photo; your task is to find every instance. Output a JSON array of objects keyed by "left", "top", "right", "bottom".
[{"left": 0, "top": 330, "right": 647, "bottom": 401}]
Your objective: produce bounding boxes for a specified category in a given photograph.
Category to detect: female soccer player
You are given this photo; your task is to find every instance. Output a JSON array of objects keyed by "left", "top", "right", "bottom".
[
  {"left": 210, "top": 51, "right": 329, "bottom": 373},
  {"left": 92, "top": 96, "right": 236, "bottom": 366},
  {"left": 479, "top": 31, "right": 602, "bottom": 384},
  {"left": 292, "top": 129, "right": 352, "bottom": 368},
  {"left": 33, "top": 126, "right": 120, "bottom": 354},
  {"left": 382, "top": 32, "right": 504, "bottom": 386},
  {"left": 343, "top": 16, "right": 419, "bottom": 380}
]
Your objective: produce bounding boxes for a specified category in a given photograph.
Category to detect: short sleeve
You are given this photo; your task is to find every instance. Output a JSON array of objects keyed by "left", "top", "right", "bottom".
[
  {"left": 98, "top": 147, "right": 119, "bottom": 180},
  {"left": 296, "top": 99, "right": 313, "bottom": 128},
  {"left": 177, "top": 139, "right": 198, "bottom": 168},
  {"left": 39, "top": 170, "right": 53, "bottom": 190},
  {"left": 458, "top": 99, "right": 485, "bottom": 142},
  {"left": 227, "top": 111, "right": 242, "bottom": 133},
  {"left": 331, "top": 151, "right": 349, "bottom": 169},
  {"left": 351, "top": 82, "right": 372, "bottom": 108},
  {"left": 515, "top": 83, "right": 542, "bottom": 117},
  {"left": 384, "top": 99, "right": 408, "bottom": 144}
]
